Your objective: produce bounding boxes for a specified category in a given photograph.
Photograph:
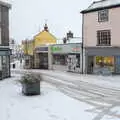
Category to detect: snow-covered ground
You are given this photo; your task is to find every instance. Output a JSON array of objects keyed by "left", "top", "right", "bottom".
[
  {"left": 0, "top": 73, "right": 96, "bottom": 120},
  {"left": 11, "top": 59, "right": 24, "bottom": 69},
  {"left": 11, "top": 69, "right": 120, "bottom": 120},
  {"left": 10, "top": 60, "right": 120, "bottom": 120}
]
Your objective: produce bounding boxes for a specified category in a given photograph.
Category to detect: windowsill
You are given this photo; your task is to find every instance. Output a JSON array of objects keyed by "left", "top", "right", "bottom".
[
  {"left": 98, "top": 20, "right": 108, "bottom": 23},
  {"left": 96, "top": 44, "right": 111, "bottom": 47}
]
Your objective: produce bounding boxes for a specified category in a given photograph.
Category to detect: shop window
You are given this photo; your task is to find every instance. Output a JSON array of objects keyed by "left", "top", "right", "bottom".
[
  {"left": 96, "top": 56, "right": 114, "bottom": 66},
  {"left": 53, "top": 55, "right": 67, "bottom": 65},
  {"left": 96, "top": 56, "right": 114, "bottom": 72},
  {"left": 2, "top": 56, "right": 9, "bottom": 78}
]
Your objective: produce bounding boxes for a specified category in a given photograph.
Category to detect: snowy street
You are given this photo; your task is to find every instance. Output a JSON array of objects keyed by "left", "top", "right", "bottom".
[
  {"left": 0, "top": 71, "right": 95, "bottom": 120},
  {"left": 11, "top": 69, "right": 120, "bottom": 120}
]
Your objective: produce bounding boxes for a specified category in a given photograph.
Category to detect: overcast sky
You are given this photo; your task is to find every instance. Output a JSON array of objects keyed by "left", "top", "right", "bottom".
[{"left": 8, "top": 0, "right": 94, "bottom": 43}]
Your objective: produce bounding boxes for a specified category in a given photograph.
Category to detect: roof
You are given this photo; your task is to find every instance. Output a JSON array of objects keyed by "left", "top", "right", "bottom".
[
  {"left": 57, "top": 37, "right": 82, "bottom": 44},
  {"left": 67, "top": 37, "right": 82, "bottom": 43},
  {"left": 0, "top": 0, "right": 11, "bottom": 9},
  {"left": 34, "top": 30, "right": 57, "bottom": 40},
  {"left": 81, "top": 0, "right": 120, "bottom": 13}
]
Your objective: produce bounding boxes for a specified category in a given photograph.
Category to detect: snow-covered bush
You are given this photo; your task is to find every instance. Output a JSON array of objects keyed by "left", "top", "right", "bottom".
[
  {"left": 19, "top": 72, "right": 42, "bottom": 96},
  {"left": 19, "top": 72, "right": 42, "bottom": 84}
]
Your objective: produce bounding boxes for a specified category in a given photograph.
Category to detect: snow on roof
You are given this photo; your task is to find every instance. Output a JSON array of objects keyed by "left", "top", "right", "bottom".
[
  {"left": 57, "top": 37, "right": 82, "bottom": 44},
  {"left": 0, "top": 0, "right": 11, "bottom": 8},
  {"left": 67, "top": 37, "right": 82, "bottom": 43},
  {"left": 82, "top": 0, "right": 120, "bottom": 13}
]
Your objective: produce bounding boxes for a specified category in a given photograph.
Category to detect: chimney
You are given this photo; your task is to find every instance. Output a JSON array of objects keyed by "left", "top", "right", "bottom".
[
  {"left": 67, "top": 31, "right": 73, "bottom": 40},
  {"left": 44, "top": 23, "right": 49, "bottom": 32},
  {"left": 63, "top": 37, "right": 67, "bottom": 44}
]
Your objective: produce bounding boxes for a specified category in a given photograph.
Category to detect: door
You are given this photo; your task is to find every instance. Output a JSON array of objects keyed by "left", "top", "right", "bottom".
[
  {"left": 115, "top": 56, "right": 120, "bottom": 74},
  {"left": 39, "top": 53, "right": 48, "bottom": 69},
  {"left": 87, "top": 56, "right": 94, "bottom": 74}
]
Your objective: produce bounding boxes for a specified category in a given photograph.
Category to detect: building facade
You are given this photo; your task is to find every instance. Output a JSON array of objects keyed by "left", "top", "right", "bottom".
[
  {"left": 81, "top": 0, "right": 120, "bottom": 74},
  {"left": 33, "top": 24, "right": 56, "bottom": 69},
  {"left": 22, "top": 24, "right": 57, "bottom": 69},
  {"left": 0, "top": 1, "right": 11, "bottom": 79},
  {"left": 22, "top": 40, "right": 34, "bottom": 69},
  {"left": 50, "top": 43, "right": 82, "bottom": 73}
]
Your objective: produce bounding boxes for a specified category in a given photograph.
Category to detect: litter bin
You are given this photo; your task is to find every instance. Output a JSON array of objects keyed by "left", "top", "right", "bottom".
[{"left": 13, "top": 64, "right": 15, "bottom": 69}]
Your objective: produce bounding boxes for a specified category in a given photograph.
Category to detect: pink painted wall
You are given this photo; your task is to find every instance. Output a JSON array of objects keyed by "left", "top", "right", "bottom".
[{"left": 83, "top": 7, "right": 120, "bottom": 47}]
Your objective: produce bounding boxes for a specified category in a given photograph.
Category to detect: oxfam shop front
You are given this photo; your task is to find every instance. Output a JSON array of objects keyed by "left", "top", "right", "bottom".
[{"left": 51, "top": 43, "right": 82, "bottom": 73}]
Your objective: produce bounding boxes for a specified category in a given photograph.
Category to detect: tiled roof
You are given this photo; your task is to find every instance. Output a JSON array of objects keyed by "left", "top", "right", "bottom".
[{"left": 81, "top": 0, "right": 120, "bottom": 13}]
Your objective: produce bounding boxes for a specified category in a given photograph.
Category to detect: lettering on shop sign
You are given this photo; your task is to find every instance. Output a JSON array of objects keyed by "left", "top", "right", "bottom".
[
  {"left": 51, "top": 46, "right": 62, "bottom": 52},
  {"left": 72, "top": 47, "right": 80, "bottom": 52}
]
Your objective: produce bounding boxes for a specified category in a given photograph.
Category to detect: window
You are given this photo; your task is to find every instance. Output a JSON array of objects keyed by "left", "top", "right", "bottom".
[
  {"left": 96, "top": 56, "right": 114, "bottom": 66},
  {"left": 98, "top": 9, "right": 108, "bottom": 22},
  {"left": 53, "top": 54, "right": 67, "bottom": 65},
  {"left": 97, "top": 30, "right": 111, "bottom": 46}
]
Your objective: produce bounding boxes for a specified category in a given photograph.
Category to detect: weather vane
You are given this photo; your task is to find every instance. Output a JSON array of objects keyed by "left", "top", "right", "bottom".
[{"left": 45, "top": 19, "right": 48, "bottom": 24}]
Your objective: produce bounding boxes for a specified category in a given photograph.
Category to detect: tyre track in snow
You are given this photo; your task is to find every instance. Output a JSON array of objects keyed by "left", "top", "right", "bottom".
[
  {"left": 42, "top": 74, "right": 120, "bottom": 99},
  {"left": 43, "top": 76, "right": 120, "bottom": 119},
  {"left": 12, "top": 69, "right": 120, "bottom": 101},
  {"left": 43, "top": 75, "right": 120, "bottom": 103}
]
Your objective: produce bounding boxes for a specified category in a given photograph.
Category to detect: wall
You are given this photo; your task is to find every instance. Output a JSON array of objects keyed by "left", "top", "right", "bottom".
[
  {"left": 34, "top": 31, "right": 56, "bottom": 48},
  {"left": 1, "top": 5, "right": 9, "bottom": 46},
  {"left": 83, "top": 7, "right": 120, "bottom": 47},
  {"left": 27, "top": 40, "right": 34, "bottom": 55},
  {"left": 22, "top": 40, "right": 34, "bottom": 56}
]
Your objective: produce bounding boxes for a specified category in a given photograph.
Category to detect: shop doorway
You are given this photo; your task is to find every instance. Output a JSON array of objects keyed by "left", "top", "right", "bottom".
[
  {"left": 39, "top": 53, "right": 48, "bottom": 69},
  {"left": 67, "top": 54, "right": 80, "bottom": 73},
  {"left": 87, "top": 56, "right": 94, "bottom": 74}
]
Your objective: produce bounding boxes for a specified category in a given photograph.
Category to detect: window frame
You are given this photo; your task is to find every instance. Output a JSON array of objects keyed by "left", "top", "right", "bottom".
[
  {"left": 97, "top": 30, "right": 111, "bottom": 46},
  {"left": 98, "top": 9, "right": 109, "bottom": 22}
]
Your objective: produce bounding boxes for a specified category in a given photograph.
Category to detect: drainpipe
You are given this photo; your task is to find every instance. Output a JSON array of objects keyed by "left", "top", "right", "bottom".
[{"left": 81, "top": 13, "right": 84, "bottom": 74}]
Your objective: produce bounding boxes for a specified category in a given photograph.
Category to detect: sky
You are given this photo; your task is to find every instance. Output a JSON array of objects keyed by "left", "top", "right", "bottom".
[{"left": 8, "top": 0, "right": 94, "bottom": 43}]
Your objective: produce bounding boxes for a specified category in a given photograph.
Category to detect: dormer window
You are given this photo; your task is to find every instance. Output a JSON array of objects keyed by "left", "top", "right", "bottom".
[{"left": 98, "top": 9, "right": 108, "bottom": 22}]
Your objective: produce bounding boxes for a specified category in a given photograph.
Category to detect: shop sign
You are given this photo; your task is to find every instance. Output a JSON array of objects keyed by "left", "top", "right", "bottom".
[
  {"left": 35, "top": 47, "right": 48, "bottom": 53},
  {"left": 72, "top": 47, "right": 80, "bottom": 52},
  {"left": 51, "top": 44, "right": 81, "bottom": 54},
  {"left": 51, "top": 46, "right": 62, "bottom": 52}
]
